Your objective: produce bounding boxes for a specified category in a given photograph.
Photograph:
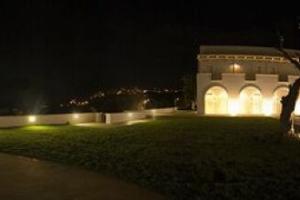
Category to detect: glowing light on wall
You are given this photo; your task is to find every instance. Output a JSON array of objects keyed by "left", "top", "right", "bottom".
[
  {"left": 28, "top": 116, "right": 37, "bottom": 123},
  {"left": 151, "top": 109, "right": 156, "bottom": 115},
  {"left": 73, "top": 114, "right": 79, "bottom": 119},
  {"left": 128, "top": 113, "right": 133, "bottom": 117},
  {"left": 263, "top": 99, "right": 273, "bottom": 116},
  {"left": 230, "top": 63, "right": 241, "bottom": 73},
  {"left": 228, "top": 99, "right": 240, "bottom": 116}
]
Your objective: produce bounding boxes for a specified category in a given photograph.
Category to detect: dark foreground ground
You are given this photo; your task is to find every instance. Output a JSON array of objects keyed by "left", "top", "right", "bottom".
[
  {"left": 0, "top": 153, "right": 164, "bottom": 200},
  {"left": 0, "top": 115, "right": 300, "bottom": 199}
]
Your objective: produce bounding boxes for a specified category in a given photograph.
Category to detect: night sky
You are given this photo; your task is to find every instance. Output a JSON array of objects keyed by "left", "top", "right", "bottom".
[{"left": 0, "top": 1, "right": 299, "bottom": 106}]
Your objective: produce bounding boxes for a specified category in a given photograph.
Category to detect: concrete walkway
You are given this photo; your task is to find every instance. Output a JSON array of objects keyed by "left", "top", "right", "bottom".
[{"left": 0, "top": 153, "right": 165, "bottom": 200}]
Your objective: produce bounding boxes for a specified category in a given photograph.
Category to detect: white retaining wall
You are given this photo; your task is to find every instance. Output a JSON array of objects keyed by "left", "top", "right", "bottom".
[
  {"left": 144, "top": 107, "right": 176, "bottom": 116},
  {"left": 0, "top": 113, "right": 98, "bottom": 128},
  {"left": 105, "top": 107, "right": 176, "bottom": 124},
  {"left": 105, "top": 112, "right": 147, "bottom": 124},
  {"left": 0, "top": 107, "right": 177, "bottom": 128}
]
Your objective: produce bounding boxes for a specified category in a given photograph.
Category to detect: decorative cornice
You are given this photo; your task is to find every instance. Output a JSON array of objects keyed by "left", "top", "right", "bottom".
[{"left": 197, "top": 54, "right": 299, "bottom": 64}]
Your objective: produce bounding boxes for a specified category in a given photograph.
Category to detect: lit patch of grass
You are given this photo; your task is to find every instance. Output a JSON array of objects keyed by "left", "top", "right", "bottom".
[
  {"left": 22, "top": 125, "right": 60, "bottom": 131},
  {"left": 0, "top": 115, "right": 299, "bottom": 199}
]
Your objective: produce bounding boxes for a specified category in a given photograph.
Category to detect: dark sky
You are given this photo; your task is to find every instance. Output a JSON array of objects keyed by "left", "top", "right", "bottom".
[{"left": 0, "top": 1, "right": 299, "bottom": 106}]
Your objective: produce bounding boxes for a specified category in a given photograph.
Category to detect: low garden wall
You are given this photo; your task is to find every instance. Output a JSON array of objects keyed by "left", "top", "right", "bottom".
[
  {"left": 0, "top": 107, "right": 177, "bottom": 128},
  {"left": 105, "top": 112, "right": 147, "bottom": 124},
  {"left": 144, "top": 107, "right": 176, "bottom": 116},
  {"left": 105, "top": 107, "right": 176, "bottom": 124},
  {"left": 0, "top": 113, "right": 99, "bottom": 128}
]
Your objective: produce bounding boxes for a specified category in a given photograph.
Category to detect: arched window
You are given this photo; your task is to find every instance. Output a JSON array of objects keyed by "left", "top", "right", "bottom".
[
  {"left": 205, "top": 86, "right": 228, "bottom": 115},
  {"left": 240, "top": 86, "right": 262, "bottom": 115},
  {"left": 273, "top": 87, "right": 289, "bottom": 115}
]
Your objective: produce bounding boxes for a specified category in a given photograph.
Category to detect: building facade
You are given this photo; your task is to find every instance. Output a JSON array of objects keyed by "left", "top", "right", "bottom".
[{"left": 197, "top": 46, "right": 300, "bottom": 116}]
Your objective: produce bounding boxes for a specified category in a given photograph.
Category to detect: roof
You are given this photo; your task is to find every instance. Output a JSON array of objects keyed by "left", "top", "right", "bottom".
[{"left": 200, "top": 46, "right": 300, "bottom": 57}]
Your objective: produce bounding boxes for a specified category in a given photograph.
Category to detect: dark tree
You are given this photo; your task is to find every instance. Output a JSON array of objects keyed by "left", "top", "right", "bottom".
[
  {"left": 277, "top": 35, "right": 300, "bottom": 136},
  {"left": 182, "top": 74, "right": 196, "bottom": 109}
]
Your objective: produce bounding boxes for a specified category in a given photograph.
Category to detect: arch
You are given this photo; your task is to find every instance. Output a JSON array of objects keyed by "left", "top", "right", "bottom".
[
  {"left": 239, "top": 84, "right": 262, "bottom": 94},
  {"left": 273, "top": 86, "right": 289, "bottom": 115},
  {"left": 272, "top": 85, "right": 289, "bottom": 94},
  {"left": 240, "top": 86, "right": 263, "bottom": 115},
  {"left": 204, "top": 86, "right": 228, "bottom": 115}
]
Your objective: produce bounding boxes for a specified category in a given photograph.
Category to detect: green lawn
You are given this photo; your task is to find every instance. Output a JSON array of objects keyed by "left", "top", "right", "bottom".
[{"left": 0, "top": 115, "right": 300, "bottom": 199}]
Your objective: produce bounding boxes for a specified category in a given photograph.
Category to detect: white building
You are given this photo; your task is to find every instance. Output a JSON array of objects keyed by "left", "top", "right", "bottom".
[{"left": 197, "top": 46, "right": 300, "bottom": 116}]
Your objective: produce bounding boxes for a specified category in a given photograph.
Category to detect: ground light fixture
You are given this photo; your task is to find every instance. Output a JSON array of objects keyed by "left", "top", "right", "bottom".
[{"left": 28, "top": 116, "right": 37, "bottom": 123}]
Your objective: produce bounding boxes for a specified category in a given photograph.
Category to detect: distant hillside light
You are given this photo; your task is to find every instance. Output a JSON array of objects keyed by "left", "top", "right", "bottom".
[
  {"left": 28, "top": 116, "right": 37, "bottom": 123},
  {"left": 143, "top": 99, "right": 150, "bottom": 105}
]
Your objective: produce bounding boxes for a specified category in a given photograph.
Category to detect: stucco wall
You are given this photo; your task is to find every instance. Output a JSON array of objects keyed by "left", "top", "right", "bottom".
[{"left": 197, "top": 46, "right": 300, "bottom": 116}]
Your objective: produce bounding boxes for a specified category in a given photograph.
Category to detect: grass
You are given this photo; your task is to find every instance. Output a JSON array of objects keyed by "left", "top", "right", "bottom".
[{"left": 0, "top": 115, "right": 300, "bottom": 199}]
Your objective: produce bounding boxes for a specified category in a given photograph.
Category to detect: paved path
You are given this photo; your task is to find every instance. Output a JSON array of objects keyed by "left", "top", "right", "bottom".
[{"left": 0, "top": 153, "right": 165, "bottom": 200}]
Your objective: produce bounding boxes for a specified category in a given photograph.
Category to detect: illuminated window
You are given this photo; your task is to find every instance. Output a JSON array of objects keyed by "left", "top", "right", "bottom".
[
  {"left": 240, "top": 86, "right": 262, "bottom": 115},
  {"left": 205, "top": 86, "right": 228, "bottom": 115}
]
